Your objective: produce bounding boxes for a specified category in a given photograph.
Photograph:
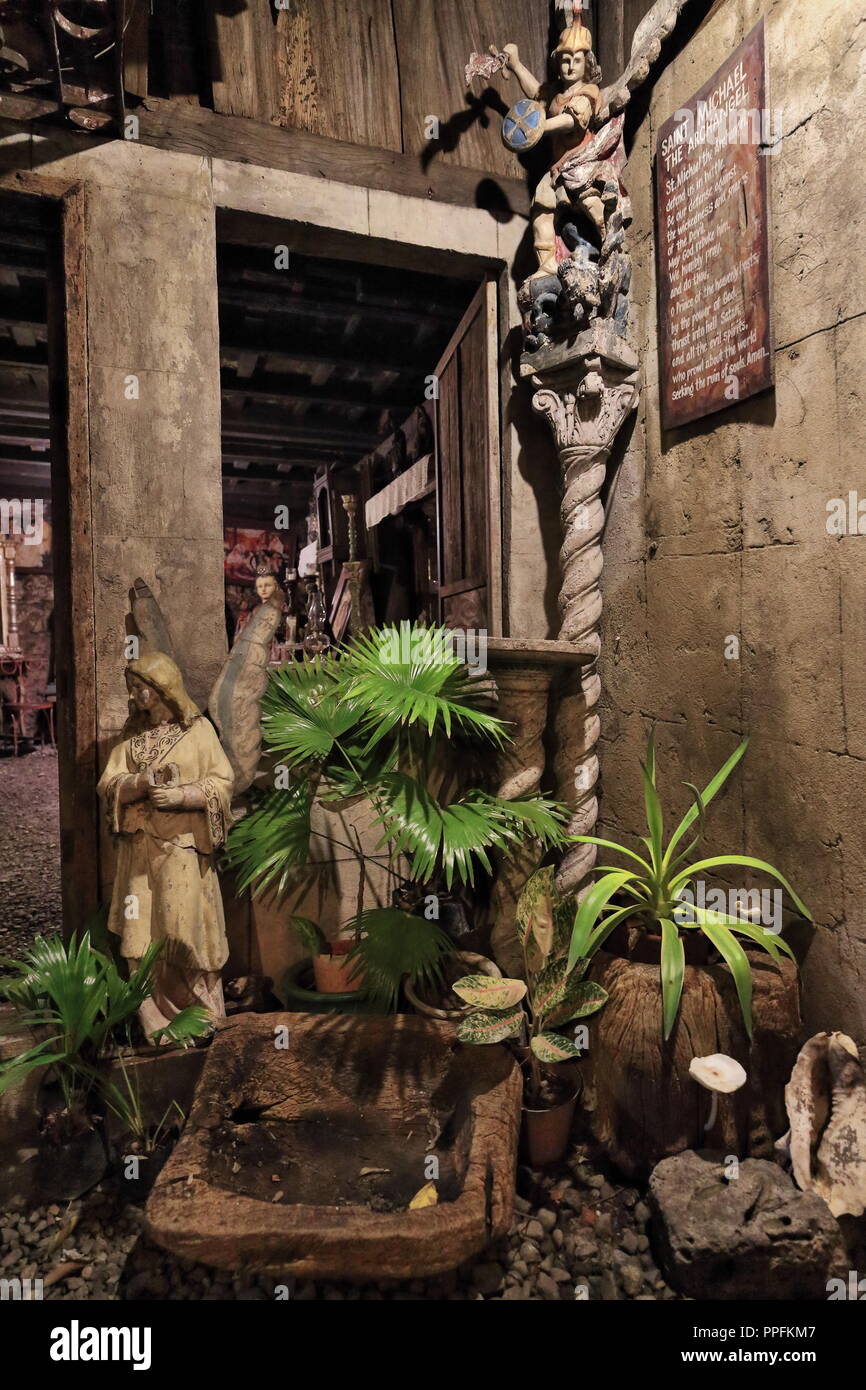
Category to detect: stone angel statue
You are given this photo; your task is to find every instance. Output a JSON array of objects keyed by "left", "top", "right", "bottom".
[
  {"left": 477, "top": 0, "right": 689, "bottom": 347},
  {"left": 96, "top": 579, "right": 282, "bottom": 1043}
]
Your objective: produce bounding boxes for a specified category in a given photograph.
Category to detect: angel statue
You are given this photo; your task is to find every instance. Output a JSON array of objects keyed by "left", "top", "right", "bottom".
[
  {"left": 472, "top": 0, "right": 688, "bottom": 348},
  {"left": 96, "top": 578, "right": 282, "bottom": 1043}
]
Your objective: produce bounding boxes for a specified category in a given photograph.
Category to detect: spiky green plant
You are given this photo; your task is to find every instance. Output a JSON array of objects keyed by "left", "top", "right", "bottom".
[
  {"left": 225, "top": 622, "right": 568, "bottom": 1009},
  {"left": 565, "top": 731, "right": 812, "bottom": 1040},
  {"left": 0, "top": 934, "right": 211, "bottom": 1127},
  {"left": 454, "top": 867, "right": 607, "bottom": 1105}
]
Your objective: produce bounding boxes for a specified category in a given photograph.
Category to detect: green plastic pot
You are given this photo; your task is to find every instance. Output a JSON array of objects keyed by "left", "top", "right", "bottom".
[{"left": 281, "top": 959, "right": 369, "bottom": 1014}]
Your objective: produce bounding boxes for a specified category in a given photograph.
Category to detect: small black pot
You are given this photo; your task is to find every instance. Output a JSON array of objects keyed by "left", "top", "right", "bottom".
[{"left": 35, "top": 1127, "right": 107, "bottom": 1203}]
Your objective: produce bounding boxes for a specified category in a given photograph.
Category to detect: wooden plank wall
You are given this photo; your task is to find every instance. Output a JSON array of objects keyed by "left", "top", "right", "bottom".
[
  {"left": 205, "top": 0, "right": 551, "bottom": 180},
  {"left": 595, "top": 0, "right": 660, "bottom": 87}
]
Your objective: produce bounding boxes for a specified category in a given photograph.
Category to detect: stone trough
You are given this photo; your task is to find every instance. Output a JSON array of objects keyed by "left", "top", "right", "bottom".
[{"left": 146, "top": 1011, "right": 522, "bottom": 1281}]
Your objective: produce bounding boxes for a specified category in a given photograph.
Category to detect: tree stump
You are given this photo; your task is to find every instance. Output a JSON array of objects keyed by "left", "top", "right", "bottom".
[{"left": 582, "top": 951, "right": 800, "bottom": 1178}]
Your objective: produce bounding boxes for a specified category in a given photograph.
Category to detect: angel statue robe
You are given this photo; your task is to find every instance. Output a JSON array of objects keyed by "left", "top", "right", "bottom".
[{"left": 97, "top": 715, "right": 234, "bottom": 1037}]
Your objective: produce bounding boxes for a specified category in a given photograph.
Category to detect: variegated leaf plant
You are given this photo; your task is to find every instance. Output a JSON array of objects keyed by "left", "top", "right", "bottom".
[{"left": 454, "top": 867, "right": 608, "bottom": 1104}]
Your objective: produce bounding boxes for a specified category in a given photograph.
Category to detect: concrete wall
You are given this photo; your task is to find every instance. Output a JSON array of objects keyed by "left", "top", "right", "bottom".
[{"left": 599, "top": 0, "right": 866, "bottom": 1040}]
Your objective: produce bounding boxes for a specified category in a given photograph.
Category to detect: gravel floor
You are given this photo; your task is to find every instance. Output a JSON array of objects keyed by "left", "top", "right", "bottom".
[
  {"left": 0, "top": 745, "right": 62, "bottom": 959},
  {"left": 0, "top": 1147, "right": 678, "bottom": 1301}
]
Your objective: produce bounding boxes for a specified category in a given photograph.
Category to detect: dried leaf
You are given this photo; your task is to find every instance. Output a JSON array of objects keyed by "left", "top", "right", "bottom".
[{"left": 408, "top": 1181, "right": 438, "bottom": 1209}]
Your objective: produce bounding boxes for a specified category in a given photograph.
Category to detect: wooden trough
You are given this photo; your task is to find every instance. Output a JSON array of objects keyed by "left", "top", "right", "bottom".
[{"left": 146, "top": 1011, "right": 522, "bottom": 1281}]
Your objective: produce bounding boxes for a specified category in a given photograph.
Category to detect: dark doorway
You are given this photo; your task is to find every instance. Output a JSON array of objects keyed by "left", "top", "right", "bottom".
[
  {"left": 215, "top": 237, "right": 499, "bottom": 653},
  {"left": 0, "top": 197, "right": 61, "bottom": 956},
  {"left": 0, "top": 182, "right": 98, "bottom": 955}
]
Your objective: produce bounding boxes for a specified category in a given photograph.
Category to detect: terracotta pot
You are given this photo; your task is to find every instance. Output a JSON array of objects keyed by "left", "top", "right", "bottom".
[
  {"left": 312, "top": 941, "right": 364, "bottom": 995},
  {"left": 404, "top": 950, "right": 501, "bottom": 1021},
  {"left": 522, "top": 1078, "right": 580, "bottom": 1167}
]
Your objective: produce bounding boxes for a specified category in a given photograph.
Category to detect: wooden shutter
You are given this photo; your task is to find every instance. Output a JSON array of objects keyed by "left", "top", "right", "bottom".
[{"left": 434, "top": 279, "right": 501, "bottom": 634}]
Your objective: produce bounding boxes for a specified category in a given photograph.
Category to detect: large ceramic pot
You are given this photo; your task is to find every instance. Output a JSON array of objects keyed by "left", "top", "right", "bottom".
[
  {"left": 403, "top": 951, "right": 501, "bottom": 1021},
  {"left": 582, "top": 941, "right": 801, "bottom": 1178}
]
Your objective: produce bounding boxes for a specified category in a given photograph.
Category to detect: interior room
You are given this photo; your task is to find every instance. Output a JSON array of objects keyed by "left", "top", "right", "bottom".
[{"left": 0, "top": 0, "right": 863, "bottom": 1333}]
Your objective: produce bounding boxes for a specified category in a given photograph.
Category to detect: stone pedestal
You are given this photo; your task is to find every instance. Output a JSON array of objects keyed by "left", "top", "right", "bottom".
[
  {"left": 519, "top": 326, "right": 640, "bottom": 896},
  {"left": 486, "top": 638, "right": 590, "bottom": 976}
]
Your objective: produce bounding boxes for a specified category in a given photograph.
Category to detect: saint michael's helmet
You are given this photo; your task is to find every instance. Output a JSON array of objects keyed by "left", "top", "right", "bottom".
[{"left": 553, "top": 3, "right": 594, "bottom": 55}]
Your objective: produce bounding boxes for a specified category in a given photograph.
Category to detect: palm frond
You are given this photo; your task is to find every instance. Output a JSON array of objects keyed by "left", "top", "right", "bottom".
[
  {"left": 348, "top": 908, "right": 453, "bottom": 1012},
  {"left": 224, "top": 783, "right": 314, "bottom": 897},
  {"left": 149, "top": 1005, "right": 213, "bottom": 1049},
  {"left": 262, "top": 659, "right": 362, "bottom": 769},
  {"left": 334, "top": 622, "right": 509, "bottom": 750}
]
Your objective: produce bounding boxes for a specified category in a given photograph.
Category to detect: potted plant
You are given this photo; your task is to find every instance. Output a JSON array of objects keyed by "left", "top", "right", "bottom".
[
  {"left": 225, "top": 623, "right": 568, "bottom": 1012},
  {"left": 564, "top": 729, "right": 811, "bottom": 1175},
  {"left": 453, "top": 867, "right": 608, "bottom": 1166},
  {"left": 0, "top": 933, "right": 210, "bottom": 1200}
]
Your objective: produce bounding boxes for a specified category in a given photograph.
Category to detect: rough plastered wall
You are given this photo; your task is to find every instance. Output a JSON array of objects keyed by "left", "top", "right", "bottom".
[
  {"left": 598, "top": 0, "right": 866, "bottom": 1041},
  {"left": 31, "top": 139, "right": 226, "bottom": 758}
]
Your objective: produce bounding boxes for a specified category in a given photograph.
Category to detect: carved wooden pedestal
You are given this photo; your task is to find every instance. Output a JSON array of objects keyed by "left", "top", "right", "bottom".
[{"left": 520, "top": 326, "right": 639, "bottom": 896}]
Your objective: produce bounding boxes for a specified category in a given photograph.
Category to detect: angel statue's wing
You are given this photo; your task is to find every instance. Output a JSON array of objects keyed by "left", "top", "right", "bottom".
[
  {"left": 208, "top": 597, "right": 283, "bottom": 799},
  {"left": 129, "top": 575, "right": 280, "bottom": 799},
  {"left": 130, "top": 578, "right": 177, "bottom": 660},
  {"left": 594, "top": 0, "right": 690, "bottom": 127}
]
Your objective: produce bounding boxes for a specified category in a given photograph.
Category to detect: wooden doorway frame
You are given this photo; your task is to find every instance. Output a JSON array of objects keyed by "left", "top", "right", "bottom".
[
  {"left": 0, "top": 171, "right": 99, "bottom": 935},
  {"left": 215, "top": 206, "right": 507, "bottom": 638}
]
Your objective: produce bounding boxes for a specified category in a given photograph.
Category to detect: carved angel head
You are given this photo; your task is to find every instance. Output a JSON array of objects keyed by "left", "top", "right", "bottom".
[{"left": 124, "top": 651, "right": 201, "bottom": 732}]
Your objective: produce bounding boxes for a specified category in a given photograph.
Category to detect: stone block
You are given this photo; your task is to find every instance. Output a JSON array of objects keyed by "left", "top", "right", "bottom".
[
  {"left": 800, "top": 925, "right": 866, "bottom": 1045},
  {"left": 645, "top": 551, "right": 742, "bottom": 728},
  {"left": 741, "top": 333, "right": 839, "bottom": 547},
  {"left": 741, "top": 735, "right": 843, "bottom": 931},
  {"left": 212, "top": 158, "right": 370, "bottom": 238},
  {"left": 836, "top": 313, "right": 866, "bottom": 502},
  {"left": 368, "top": 187, "right": 498, "bottom": 260},
  {"left": 840, "top": 536, "right": 866, "bottom": 759},
  {"left": 94, "top": 535, "right": 227, "bottom": 724},
  {"left": 649, "top": 1150, "right": 845, "bottom": 1300},
  {"left": 742, "top": 542, "right": 844, "bottom": 752},
  {"left": 600, "top": 558, "right": 648, "bottom": 708},
  {"left": 32, "top": 131, "right": 211, "bottom": 202}
]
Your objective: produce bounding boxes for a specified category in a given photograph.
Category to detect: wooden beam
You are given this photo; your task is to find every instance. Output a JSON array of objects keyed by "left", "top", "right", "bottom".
[
  {"left": 134, "top": 95, "right": 531, "bottom": 216},
  {"left": 221, "top": 341, "right": 408, "bottom": 378},
  {"left": 220, "top": 386, "right": 411, "bottom": 416}
]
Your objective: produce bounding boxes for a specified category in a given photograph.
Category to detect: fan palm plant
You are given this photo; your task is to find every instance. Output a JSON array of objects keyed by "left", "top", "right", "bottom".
[
  {"left": 225, "top": 622, "right": 569, "bottom": 1009},
  {"left": 565, "top": 730, "right": 812, "bottom": 1039},
  {"left": 0, "top": 933, "right": 211, "bottom": 1127}
]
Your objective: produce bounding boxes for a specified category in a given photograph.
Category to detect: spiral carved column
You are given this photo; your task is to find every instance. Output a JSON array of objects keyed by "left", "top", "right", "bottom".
[{"left": 521, "top": 327, "right": 639, "bottom": 897}]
